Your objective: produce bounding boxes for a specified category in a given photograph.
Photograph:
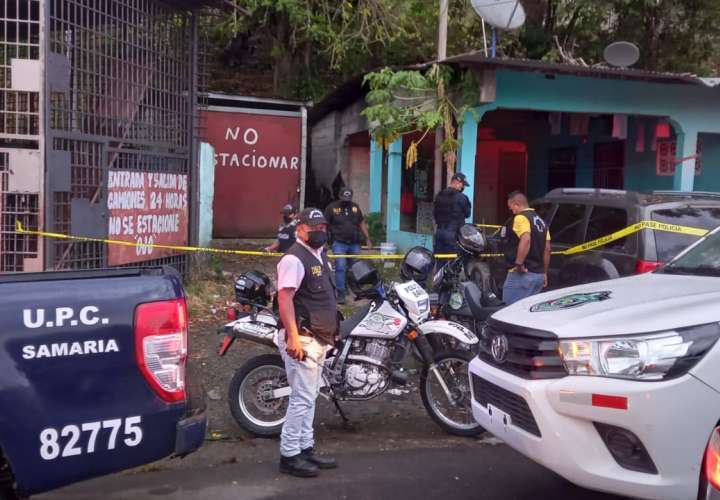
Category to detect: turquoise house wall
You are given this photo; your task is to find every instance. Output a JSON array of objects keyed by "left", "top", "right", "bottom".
[
  {"left": 693, "top": 133, "right": 720, "bottom": 192},
  {"left": 377, "top": 68, "right": 720, "bottom": 250}
]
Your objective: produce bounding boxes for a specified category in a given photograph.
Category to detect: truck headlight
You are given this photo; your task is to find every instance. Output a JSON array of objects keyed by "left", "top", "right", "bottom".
[{"left": 559, "top": 323, "right": 720, "bottom": 381}]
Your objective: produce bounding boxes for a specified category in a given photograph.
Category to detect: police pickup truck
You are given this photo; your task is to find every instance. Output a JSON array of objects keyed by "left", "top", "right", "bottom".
[
  {"left": 470, "top": 225, "right": 720, "bottom": 499},
  {"left": 0, "top": 268, "right": 206, "bottom": 499}
]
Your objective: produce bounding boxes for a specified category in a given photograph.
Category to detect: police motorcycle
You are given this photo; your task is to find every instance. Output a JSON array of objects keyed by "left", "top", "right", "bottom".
[
  {"left": 217, "top": 253, "right": 483, "bottom": 438},
  {"left": 430, "top": 224, "right": 504, "bottom": 338}
]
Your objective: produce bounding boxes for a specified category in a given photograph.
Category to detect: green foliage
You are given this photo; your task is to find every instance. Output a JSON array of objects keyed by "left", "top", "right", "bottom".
[
  {"left": 361, "top": 64, "right": 476, "bottom": 171},
  {"left": 365, "top": 212, "right": 387, "bottom": 245},
  {"left": 206, "top": 0, "right": 720, "bottom": 100}
]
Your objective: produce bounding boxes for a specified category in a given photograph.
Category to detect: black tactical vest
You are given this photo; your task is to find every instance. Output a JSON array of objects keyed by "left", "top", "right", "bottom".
[
  {"left": 277, "top": 220, "right": 297, "bottom": 253},
  {"left": 502, "top": 209, "right": 548, "bottom": 274},
  {"left": 284, "top": 243, "right": 338, "bottom": 345},
  {"left": 433, "top": 188, "right": 470, "bottom": 229}
]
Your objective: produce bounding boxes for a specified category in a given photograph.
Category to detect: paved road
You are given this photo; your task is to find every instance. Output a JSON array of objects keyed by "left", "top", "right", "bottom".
[{"left": 40, "top": 444, "right": 626, "bottom": 500}]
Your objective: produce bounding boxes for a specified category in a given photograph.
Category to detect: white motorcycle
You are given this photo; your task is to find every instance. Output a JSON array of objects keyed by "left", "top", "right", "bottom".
[{"left": 218, "top": 261, "right": 483, "bottom": 437}]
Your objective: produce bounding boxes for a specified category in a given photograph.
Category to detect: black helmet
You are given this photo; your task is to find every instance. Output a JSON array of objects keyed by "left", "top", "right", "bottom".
[
  {"left": 347, "top": 260, "right": 381, "bottom": 298},
  {"left": 401, "top": 246, "right": 435, "bottom": 283},
  {"left": 234, "top": 270, "right": 275, "bottom": 306},
  {"left": 457, "top": 224, "right": 487, "bottom": 255}
]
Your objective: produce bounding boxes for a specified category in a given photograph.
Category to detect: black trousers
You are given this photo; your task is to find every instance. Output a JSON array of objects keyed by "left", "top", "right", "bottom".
[{"left": 434, "top": 227, "right": 459, "bottom": 254}]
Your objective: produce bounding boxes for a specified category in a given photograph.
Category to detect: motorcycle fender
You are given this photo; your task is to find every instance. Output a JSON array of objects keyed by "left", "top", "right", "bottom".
[{"left": 417, "top": 320, "right": 479, "bottom": 345}]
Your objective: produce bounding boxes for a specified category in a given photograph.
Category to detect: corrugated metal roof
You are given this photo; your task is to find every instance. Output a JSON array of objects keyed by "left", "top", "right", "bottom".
[
  {"left": 443, "top": 51, "right": 720, "bottom": 87},
  {"left": 309, "top": 53, "right": 720, "bottom": 123}
]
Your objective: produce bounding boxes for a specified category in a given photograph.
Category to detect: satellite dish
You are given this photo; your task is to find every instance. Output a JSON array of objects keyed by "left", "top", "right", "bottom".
[
  {"left": 603, "top": 41, "right": 640, "bottom": 68},
  {"left": 471, "top": 0, "right": 526, "bottom": 30}
]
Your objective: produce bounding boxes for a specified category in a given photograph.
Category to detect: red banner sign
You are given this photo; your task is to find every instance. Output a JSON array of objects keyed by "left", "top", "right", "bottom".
[{"left": 107, "top": 170, "right": 189, "bottom": 265}]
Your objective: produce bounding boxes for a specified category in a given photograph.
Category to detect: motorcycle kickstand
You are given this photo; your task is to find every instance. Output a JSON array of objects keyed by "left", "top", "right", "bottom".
[{"left": 332, "top": 397, "right": 354, "bottom": 429}]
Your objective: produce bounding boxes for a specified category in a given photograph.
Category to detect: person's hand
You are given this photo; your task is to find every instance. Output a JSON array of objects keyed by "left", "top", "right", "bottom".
[
  {"left": 543, "top": 273, "right": 549, "bottom": 288},
  {"left": 286, "top": 333, "right": 305, "bottom": 361},
  {"left": 515, "top": 263, "right": 528, "bottom": 273},
  {"left": 367, "top": 239, "right": 373, "bottom": 249},
  {"left": 263, "top": 246, "right": 271, "bottom": 253}
]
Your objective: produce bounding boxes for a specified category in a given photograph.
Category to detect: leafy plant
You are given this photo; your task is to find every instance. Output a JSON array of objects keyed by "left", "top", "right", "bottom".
[
  {"left": 361, "top": 65, "right": 478, "bottom": 172},
  {"left": 365, "top": 212, "right": 386, "bottom": 245}
]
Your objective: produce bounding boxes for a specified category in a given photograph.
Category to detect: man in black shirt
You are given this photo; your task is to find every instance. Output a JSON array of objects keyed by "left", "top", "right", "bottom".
[
  {"left": 324, "top": 188, "right": 372, "bottom": 304},
  {"left": 265, "top": 204, "right": 298, "bottom": 254},
  {"left": 433, "top": 173, "right": 471, "bottom": 254}
]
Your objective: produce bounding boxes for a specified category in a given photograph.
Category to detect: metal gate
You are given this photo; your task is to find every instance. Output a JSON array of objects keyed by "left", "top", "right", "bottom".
[{"left": 1, "top": 0, "right": 206, "bottom": 273}]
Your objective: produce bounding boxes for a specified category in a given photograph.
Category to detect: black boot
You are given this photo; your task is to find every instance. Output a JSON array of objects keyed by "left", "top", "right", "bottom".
[
  {"left": 336, "top": 290, "right": 347, "bottom": 305},
  {"left": 301, "top": 447, "right": 337, "bottom": 469},
  {"left": 279, "top": 455, "right": 319, "bottom": 477}
]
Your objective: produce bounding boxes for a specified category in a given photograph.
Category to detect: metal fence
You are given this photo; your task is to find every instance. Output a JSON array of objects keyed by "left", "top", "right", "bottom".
[
  {"left": 0, "top": 0, "right": 42, "bottom": 272},
  {"left": 1, "top": 0, "right": 204, "bottom": 273}
]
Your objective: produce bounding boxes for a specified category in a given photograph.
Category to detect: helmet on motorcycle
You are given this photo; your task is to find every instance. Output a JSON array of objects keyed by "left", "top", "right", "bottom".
[
  {"left": 400, "top": 246, "right": 435, "bottom": 284},
  {"left": 234, "top": 270, "right": 275, "bottom": 306},
  {"left": 347, "top": 260, "right": 381, "bottom": 298},
  {"left": 457, "top": 224, "right": 487, "bottom": 255}
]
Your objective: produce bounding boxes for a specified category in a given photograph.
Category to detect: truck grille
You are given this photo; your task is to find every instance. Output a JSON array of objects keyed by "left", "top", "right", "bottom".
[
  {"left": 478, "top": 321, "right": 565, "bottom": 380},
  {"left": 471, "top": 374, "right": 541, "bottom": 437}
]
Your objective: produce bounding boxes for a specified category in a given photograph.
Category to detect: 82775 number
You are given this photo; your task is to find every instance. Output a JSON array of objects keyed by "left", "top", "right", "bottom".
[{"left": 39, "top": 416, "right": 143, "bottom": 460}]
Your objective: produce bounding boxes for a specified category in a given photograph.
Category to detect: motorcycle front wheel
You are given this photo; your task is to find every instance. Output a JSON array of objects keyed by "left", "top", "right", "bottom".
[
  {"left": 420, "top": 350, "right": 484, "bottom": 437},
  {"left": 228, "top": 354, "right": 288, "bottom": 437}
]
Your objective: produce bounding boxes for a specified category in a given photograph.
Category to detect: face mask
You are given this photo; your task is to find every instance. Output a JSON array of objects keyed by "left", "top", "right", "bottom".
[
  {"left": 306, "top": 230, "right": 327, "bottom": 249},
  {"left": 283, "top": 215, "right": 293, "bottom": 224},
  {"left": 459, "top": 186, "right": 465, "bottom": 193}
]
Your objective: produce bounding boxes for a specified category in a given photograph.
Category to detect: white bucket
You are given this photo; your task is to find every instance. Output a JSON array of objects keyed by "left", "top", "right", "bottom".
[{"left": 380, "top": 242, "right": 398, "bottom": 268}]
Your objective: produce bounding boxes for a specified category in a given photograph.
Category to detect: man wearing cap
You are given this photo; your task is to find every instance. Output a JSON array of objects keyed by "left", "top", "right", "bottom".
[
  {"left": 264, "top": 204, "right": 298, "bottom": 254},
  {"left": 324, "top": 187, "right": 373, "bottom": 304},
  {"left": 432, "top": 172, "right": 472, "bottom": 254},
  {"left": 276, "top": 207, "right": 338, "bottom": 477}
]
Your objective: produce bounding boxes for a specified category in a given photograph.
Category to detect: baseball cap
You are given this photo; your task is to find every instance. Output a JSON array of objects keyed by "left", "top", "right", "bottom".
[
  {"left": 339, "top": 187, "right": 353, "bottom": 201},
  {"left": 297, "top": 207, "right": 327, "bottom": 226},
  {"left": 280, "top": 204, "right": 296, "bottom": 215},
  {"left": 451, "top": 172, "right": 470, "bottom": 187}
]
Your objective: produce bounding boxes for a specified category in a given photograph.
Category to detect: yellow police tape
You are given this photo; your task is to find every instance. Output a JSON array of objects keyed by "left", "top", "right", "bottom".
[{"left": 14, "top": 219, "right": 710, "bottom": 261}]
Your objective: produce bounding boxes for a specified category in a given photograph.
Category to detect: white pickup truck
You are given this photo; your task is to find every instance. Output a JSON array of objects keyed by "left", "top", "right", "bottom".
[{"left": 469, "top": 227, "right": 720, "bottom": 500}]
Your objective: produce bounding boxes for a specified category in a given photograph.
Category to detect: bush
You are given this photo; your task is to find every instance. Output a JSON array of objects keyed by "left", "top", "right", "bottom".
[{"left": 365, "top": 212, "right": 386, "bottom": 246}]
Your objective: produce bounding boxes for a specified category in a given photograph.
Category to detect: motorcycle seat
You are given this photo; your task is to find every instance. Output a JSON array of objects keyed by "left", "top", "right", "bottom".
[{"left": 340, "top": 302, "right": 373, "bottom": 339}]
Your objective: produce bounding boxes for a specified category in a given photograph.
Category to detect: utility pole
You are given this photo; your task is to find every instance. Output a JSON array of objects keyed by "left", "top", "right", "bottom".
[{"left": 434, "top": 0, "right": 449, "bottom": 196}]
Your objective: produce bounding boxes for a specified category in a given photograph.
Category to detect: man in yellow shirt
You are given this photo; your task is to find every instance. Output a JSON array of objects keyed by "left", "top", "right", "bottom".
[{"left": 501, "top": 191, "right": 552, "bottom": 305}]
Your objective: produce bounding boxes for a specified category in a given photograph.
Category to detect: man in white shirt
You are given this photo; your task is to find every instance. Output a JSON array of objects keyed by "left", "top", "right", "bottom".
[{"left": 276, "top": 207, "right": 338, "bottom": 477}]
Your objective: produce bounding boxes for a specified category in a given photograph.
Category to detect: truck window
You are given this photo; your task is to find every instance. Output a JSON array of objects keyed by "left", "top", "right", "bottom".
[
  {"left": 550, "top": 203, "right": 586, "bottom": 245},
  {"left": 587, "top": 206, "right": 628, "bottom": 250},
  {"left": 586, "top": 206, "right": 629, "bottom": 251},
  {"left": 651, "top": 206, "right": 720, "bottom": 261},
  {"left": 531, "top": 202, "right": 555, "bottom": 225}
]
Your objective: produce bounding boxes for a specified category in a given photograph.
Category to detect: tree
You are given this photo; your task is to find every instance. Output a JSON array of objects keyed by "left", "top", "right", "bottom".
[{"left": 204, "top": 0, "right": 720, "bottom": 100}]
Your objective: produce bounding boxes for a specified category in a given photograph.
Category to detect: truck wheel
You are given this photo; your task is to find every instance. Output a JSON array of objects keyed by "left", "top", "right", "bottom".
[
  {"left": 420, "top": 350, "right": 484, "bottom": 437},
  {"left": 0, "top": 451, "right": 17, "bottom": 500},
  {"left": 228, "top": 354, "right": 288, "bottom": 438}
]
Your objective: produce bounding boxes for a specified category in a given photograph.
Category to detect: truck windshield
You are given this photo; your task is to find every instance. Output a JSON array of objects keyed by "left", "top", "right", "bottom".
[
  {"left": 651, "top": 206, "right": 720, "bottom": 261},
  {"left": 661, "top": 228, "right": 720, "bottom": 277}
]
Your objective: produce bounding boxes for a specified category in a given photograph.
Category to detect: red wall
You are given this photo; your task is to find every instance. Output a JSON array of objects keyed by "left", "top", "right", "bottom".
[{"left": 201, "top": 111, "right": 302, "bottom": 238}]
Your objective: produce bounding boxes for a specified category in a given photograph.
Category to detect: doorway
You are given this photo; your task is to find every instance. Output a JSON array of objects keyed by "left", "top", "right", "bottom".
[
  {"left": 548, "top": 148, "right": 577, "bottom": 191},
  {"left": 594, "top": 142, "right": 624, "bottom": 189}
]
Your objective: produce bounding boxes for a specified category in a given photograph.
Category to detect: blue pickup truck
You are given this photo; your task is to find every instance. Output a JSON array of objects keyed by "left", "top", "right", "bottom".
[{"left": 0, "top": 267, "right": 206, "bottom": 498}]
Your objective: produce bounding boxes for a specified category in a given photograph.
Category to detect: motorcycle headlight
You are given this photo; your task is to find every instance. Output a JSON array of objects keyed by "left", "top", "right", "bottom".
[{"left": 559, "top": 323, "right": 720, "bottom": 381}]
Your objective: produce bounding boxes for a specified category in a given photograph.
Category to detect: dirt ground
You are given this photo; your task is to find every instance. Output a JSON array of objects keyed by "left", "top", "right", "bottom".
[{"left": 183, "top": 248, "right": 468, "bottom": 455}]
